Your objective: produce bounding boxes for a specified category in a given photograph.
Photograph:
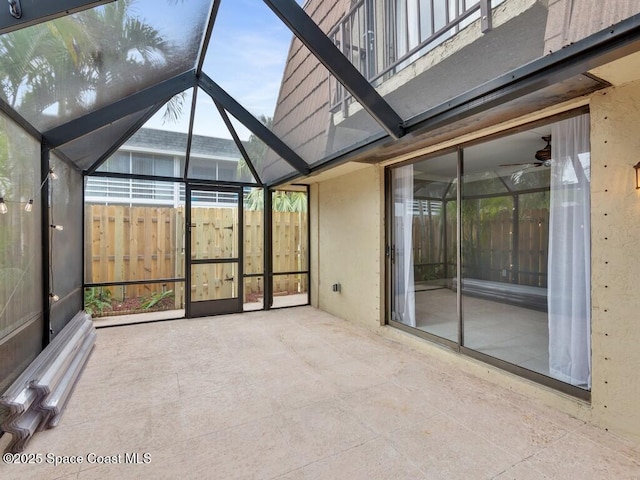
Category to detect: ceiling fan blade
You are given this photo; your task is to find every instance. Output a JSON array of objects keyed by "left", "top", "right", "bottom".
[{"left": 499, "top": 162, "right": 539, "bottom": 167}]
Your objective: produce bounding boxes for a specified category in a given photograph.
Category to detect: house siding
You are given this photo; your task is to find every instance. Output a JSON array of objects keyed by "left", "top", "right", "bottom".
[
  {"left": 291, "top": 0, "right": 640, "bottom": 444},
  {"left": 545, "top": 0, "right": 640, "bottom": 53},
  {"left": 272, "top": 0, "right": 350, "bottom": 161},
  {"left": 589, "top": 80, "right": 640, "bottom": 441}
]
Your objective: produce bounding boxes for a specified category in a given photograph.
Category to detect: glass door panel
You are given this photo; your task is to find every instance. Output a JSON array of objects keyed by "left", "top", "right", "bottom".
[
  {"left": 461, "top": 132, "right": 551, "bottom": 376},
  {"left": 270, "top": 188, "right": 309, "bottom": 308},
  {"left": 390, "top": 152, "right": 458, "bottom": 343},
  {"left": 187, "top": 186, "right": 242, "bottom": 317}
]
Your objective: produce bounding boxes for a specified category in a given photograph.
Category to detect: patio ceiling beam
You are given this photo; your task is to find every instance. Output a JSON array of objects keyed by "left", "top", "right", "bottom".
[
  {"left": 213, "top": 99, "right": 264, "bottom": 186},
  {"left": 43, "top": 70, "right": 196, "bottom": 148},
  {"left": 199, "top": 73, "right": 309, "bottom": 176},
  {"left": 263, "top": 0, "right": 405, "bottom": 139},
  {"left": 0, "top": 0, "right": 115, "bottom": 35}
]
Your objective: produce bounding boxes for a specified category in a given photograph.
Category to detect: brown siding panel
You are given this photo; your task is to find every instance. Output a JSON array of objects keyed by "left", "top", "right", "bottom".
[{"left": 272, "top": 0, "right": 352, "bottom": 164}]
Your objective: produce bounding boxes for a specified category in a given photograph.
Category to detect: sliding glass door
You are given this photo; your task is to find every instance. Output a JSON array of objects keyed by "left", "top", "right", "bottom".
[
  {"left": 388, "top": 113, "right": 591, "bottom": 394},
  {"left": 391, "top": 151, "right": 458, "bottom": 342}
]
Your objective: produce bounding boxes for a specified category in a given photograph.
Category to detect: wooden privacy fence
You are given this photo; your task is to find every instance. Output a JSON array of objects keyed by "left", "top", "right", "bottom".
[
  {"left": 462, "top": 208, "right": 549, "bottom": 286},
  {"left": 85, "top": 205, "right": 178, "bottom": 300},
  {"left": 272, "top": 210, "right": 309, "bottom": 295},
  {"left": 85, "top": 205, "right": 308, "bottom": 303},
  {"left": 412, "top": 207, "right": 549, "bottom": 286}
]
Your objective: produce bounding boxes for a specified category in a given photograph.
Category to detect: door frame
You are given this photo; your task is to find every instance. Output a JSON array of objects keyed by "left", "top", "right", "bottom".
[{"left": 185, "top": 183, "right": 243, "bottom": 317}]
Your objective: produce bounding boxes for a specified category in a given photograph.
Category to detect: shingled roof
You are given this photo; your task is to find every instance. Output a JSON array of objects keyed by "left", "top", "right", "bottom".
[{"left": 123, "top": 128, "right": 242, "bottom": 159}]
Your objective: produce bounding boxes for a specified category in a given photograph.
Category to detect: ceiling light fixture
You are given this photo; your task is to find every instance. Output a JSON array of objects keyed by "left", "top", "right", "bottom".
[
  {"left": 534, "top": 135, "right": 552, "bottom": 161},
  {"left": 8, "top": 0, "right": 22, "bottom": 19}
]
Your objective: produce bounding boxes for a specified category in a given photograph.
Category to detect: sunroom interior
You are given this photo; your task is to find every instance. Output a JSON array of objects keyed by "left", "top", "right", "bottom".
[{"left": 2, "top": 0, "right": 640, "bottom": 457}]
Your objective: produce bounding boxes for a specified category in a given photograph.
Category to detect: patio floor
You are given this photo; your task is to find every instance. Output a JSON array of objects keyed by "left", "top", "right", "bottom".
[{"left": 1, "top": 306, "right": 639, "bottom": 479}]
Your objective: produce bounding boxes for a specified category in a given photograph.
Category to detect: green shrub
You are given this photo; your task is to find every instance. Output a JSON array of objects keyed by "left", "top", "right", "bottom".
[{"left": 84, "top": 287, "right": 112, "bottom": 316}]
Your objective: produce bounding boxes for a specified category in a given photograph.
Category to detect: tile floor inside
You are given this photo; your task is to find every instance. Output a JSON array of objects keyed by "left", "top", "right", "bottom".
[
  {"left": 1, "top": 306, "right": 639, "bottom": 479},
  {"left": 415, "top": 288, "right": 551, "bottom": 377}
]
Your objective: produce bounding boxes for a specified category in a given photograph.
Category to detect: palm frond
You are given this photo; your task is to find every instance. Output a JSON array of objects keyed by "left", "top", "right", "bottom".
[{"left": 161, "top": 91, "right": 186, "bottom": 125}]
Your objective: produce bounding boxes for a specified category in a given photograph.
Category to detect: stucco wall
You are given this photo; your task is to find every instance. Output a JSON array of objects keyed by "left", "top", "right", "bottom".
[
  {"left": 309, "top": 84, "right": 640, "bottom": 443},
  {"left": 310, "top": 165, "right": 384, "bottom": 327},
  {"left": 589, "top": 81, "right": 640, "bottom": 441},
  {"left": 545, "top": 0, "right": 640, "bottom": 53}
]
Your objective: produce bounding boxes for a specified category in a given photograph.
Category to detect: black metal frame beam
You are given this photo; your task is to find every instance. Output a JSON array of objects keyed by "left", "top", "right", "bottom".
[
  {"left": 84, "top": 101, "right": 167, "bottom": 175},
  {"left": 184, "top": 183, "right": 193, "bottom": 318},
  {"left": 199, "top": 73, "right": 309, "bottom": 176},
  {"left": 88, "top": 170, "right": 260, "bottom": 189},
  {"left": 50, "top": 149, "right": 81, "bottom": 173},
  {"left": 268, "top": 133, "right": 391, "bottom": 187},
  {"left": 214, "top": 99, "right": 264, "bottom": 186},
  {"left": 183, "top": 87, "right": 199, "bottom": 180},
  {"left": 273, "top": 13, "right": 640, "bottom": 187},
  {"left": 456, "top": 147, "right": 463, "bottom": 349},
  {"left": 263, "top": 0, "right": 404, "bottom": 139},
  {"left": 40, "top": 145, "right": 50, "bottom": 349},
  {"left": 196, "top": 0, "right": 221, "bottom": 75},
  {"left": 0, "top": 95, "right": 41, "bottom": 141},
  {"left": 264, "top": 186, "right": 273, "bottom": 310},
  {"left": 0, "top": 0, "right": 115, "bottom": 35},
  {"left": 43, "top": 70, "right": 196, "bottom": 148},
  {"left": 85, "top": 278, "right": 185, "bottom": 288}
]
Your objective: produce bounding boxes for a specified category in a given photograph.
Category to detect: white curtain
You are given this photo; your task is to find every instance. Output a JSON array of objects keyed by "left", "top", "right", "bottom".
[
  {"left": 548, "top": 114, "right": 591, "bottom": 388},
  {"left": 395, "top": 0, "right": 421, "bottom": 69},
  {"left": 393, "top": 165, "right": 416, "bottom": 327}
]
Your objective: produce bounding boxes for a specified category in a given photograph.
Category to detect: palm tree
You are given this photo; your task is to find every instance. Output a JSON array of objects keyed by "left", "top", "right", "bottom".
[
  {"left": 1, "top": 0, "right": 176, "bottom": 126},
  {"left": 24, "top": 18, "right": 97, "bottom": 122},
  {"left": 0, "top": 15, "right": 95, "bottom": 123},
  {"left": 245, "top": 115, "right": 273, "bottom": 163},
  {"left": 78, "top": 0, "right": 172, "bottom": 108},
  {"left": 0, "top": 28, "right": 49, "bottom": 108},
  {"left": 235, "top": 114, "right": 273, "bottom": 183},
  {"left": 244, "top": 188, "right": 307, "bottom": 213},
  {"left": 239, "top": 115, "right": 308, "bottom": 213}
]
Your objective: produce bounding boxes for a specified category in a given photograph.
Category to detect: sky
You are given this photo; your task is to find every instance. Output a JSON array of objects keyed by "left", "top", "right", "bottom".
[{"left": 142, "top": 0, "right": 303, "bottom": 141}]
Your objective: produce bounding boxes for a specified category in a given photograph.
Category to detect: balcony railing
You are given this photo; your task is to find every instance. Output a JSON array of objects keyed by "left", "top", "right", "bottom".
[
  {"left": 85, "top": 177, "right": 237, "bottom": 207},
  {"left": 328, "top": 0, "right": 495, "bottom": 113}
]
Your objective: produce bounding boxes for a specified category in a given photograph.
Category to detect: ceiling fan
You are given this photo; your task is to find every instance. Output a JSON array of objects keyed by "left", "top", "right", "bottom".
[{"left": 500, "top": 135, "right": 552, "bottom": 168}]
